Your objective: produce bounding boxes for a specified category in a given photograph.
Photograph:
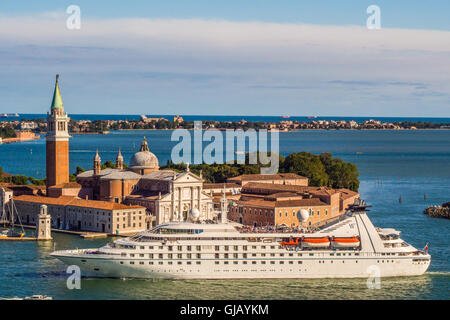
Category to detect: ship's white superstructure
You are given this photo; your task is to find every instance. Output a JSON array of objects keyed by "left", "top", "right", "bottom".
[{"left": 51, "top": 201, "right": 430, "bottom": 279}]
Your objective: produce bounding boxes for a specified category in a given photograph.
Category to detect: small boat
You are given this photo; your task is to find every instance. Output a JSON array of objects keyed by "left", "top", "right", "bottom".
[
  {"left": 0, "top": 188, "right": 26, "bottom": 239},
  {"left": 0, "top": 229, "right": 25, "bottom": 238},
  {"left": 306, "top": 116, "right": 318, "bottom": 119},
  {"left": 281, "top": 116, "right": 291, "bottom": 119},
  {"left": 332, "top": 236, "right": 360, "bottom": 248},
  {"left": 301, "top": 237, "right": 330, "bottom": 248}
]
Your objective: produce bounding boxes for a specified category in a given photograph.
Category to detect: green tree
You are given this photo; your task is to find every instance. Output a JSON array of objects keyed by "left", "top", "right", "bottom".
[
  {"left": 12, "top": 175, "right": 28, "bottom": 185},
  {"left": 281, "top": 152, "right": 328, "bottom": 187}
]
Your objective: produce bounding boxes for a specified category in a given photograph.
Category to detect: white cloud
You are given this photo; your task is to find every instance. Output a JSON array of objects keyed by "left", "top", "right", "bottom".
[{"left": 0, "top": 14, "right": 449, "bottom": 116}]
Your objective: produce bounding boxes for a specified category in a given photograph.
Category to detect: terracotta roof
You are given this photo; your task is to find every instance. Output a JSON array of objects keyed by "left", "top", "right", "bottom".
[
  {"left": 68, "top": 198, "right": 144, "bottom": 210},
  {"left": 48, "top": 182, "right": 82, "bottom": 189},
  {"left": 203, "top": 183, "right": 241, "bottom": 189},
  {"left": 265, "top": 192, "right": 300, "bottom": 199},
  {"left": 236, "top": 199, "right": 276, "bottom": 208},
  {"left": 338, "top": 188, "right": 359, "bottom": 200},
  {"left": 236, "top": 196, "right": 327, "bottom": 208},
  {"left": 14, "top": 195, "right": 76, "bottom": 206},
  {"left": 242, "top": 182, "right": 340, "bottom": 197},
  {"left": 13, "top": 195, "right": 145, "bottom": 211},
  {"left": 228, "top": 173, "right": 307, "bottom": 181},
  {"left": 242, "top": 182, "right": 311, "bottom": 193},
  {"left": 275, "top": 198, "right": 327, "bottom": 207}
]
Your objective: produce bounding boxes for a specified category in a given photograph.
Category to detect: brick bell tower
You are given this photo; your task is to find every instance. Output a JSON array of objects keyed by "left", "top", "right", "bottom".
[{"left": 46, "top": 74, "right": 70, "bottom": 191}]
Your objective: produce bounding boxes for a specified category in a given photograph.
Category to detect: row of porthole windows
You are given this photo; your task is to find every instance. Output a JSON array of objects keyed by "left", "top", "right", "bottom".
[
  {"left": 129, "top": 253, "right": 202, "bottom": 259},
  {"left": 123, "top": 261, "right": 201, "bottom": 265},
  {"left": 215, "top": 260, "right": 303, "bottom": 265}
]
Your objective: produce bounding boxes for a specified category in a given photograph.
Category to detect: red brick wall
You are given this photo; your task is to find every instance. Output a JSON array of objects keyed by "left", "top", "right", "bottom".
[{"left": 46, "top": 140, "right": 69, "bottom": 188}]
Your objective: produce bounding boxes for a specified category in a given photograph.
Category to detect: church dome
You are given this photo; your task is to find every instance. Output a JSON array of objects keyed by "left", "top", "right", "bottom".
[
  {"left": 129, "top": 137, "right": 159, "bottom": 170},
  {"left": 129, "top": 151, "right": 159, "bottom": 169}
]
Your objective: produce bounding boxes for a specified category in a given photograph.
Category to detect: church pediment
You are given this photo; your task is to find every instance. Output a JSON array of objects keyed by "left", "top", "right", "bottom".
[{"left": 173, "top": 172, "right": 203, "bottom": 184}]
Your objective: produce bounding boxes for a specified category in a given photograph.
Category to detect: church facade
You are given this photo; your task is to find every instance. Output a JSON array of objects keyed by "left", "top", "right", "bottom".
[{"left": 76, "top": 138, "right": 215, "bottom": 226}]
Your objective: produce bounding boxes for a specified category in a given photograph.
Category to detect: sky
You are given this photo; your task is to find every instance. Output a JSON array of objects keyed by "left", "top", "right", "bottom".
[{"left": 0, "top": 1, "right": 449, "bottom": 117}]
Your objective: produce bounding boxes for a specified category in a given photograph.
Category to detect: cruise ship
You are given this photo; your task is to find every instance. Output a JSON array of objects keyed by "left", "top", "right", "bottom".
[{"left": 51, "top": 199, "right": 430, "bottom": 279}]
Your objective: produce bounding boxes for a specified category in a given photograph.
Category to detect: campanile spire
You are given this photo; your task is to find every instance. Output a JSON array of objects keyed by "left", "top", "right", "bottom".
[{"left": 46, "top": 74, "right": 71, "bottom": 192}]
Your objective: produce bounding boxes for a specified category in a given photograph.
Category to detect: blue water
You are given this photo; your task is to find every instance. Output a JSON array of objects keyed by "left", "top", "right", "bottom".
[{"left": 0, "top": 129, "right": 448, "bottom": 299}]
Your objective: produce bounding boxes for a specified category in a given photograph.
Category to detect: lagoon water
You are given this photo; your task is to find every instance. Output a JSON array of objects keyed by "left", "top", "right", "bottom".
[{"left": 0, "top": 129, "right": 449, "bottom": 299}]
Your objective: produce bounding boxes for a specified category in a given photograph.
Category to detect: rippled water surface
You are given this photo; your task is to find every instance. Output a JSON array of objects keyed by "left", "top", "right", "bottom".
[{"left": 0, "top": 130, "right": 448, "bottom": 299}]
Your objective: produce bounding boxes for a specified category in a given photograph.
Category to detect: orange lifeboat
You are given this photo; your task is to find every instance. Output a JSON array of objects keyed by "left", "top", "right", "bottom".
[
  {"left": 281, "top": 238, "right": 300, "bottom": 246},
  {"left": 332, "top": 237, "right": 360, "bottom": 248},
  {"left": 301, "top": 237, "right": 330, "bottom": 248}
]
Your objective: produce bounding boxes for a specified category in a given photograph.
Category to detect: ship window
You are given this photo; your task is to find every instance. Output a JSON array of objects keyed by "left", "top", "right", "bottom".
[
  {"left": 196, "top": 246, "right": 201, "bottom": 251},
  {"left": 140, "top": 246, "right": 145, "bottom": 249},
  {"left": 289, "top": 261, "right": 293, "bottom": 264},
  {"left": 159, "top": 262, "right": 163, "bottom": 265},
  {"left": 149, "top": 261, "right": 153, "bottom": 265},
  {"left": 261, "top": 261, "right": 266, "bottom": 264},
  {"left": 215, "top": 246, "right": 220, "bottom": 251},
  {"left": 280, "top": 261, "right": 284, "bottom": 264},
  {"left": 270, "top": 261, "right": 275, "bottom": 264},
  {"left": 252, "top": 261, "right": 256, "bottom": 264},
  {"left": 298, "top": 253, "right": 302, "bottom": 257},
  {"left": 168, "top": 261, "right": 173, "bottom": 265},
  {"left": 130, "top": 254, "right": 135, "bottom": 257},
  {"left": 196, "top": 261, "right": 201, "bottom": 265},
  {"left": 280, "top": 253, "right": 284, "bottom": 257},
  {"left": 139, "top": 262, "right": 144, "bottom": 265},
  {"left": 158, "top": 254, "right": 163, "bottom": 259},
  {"left": 178, "top": 261, "right": 182, "bottom": 265},
  {"left": 233, "top": 261, "right": 238, "bottom": 264},
  {"left": 139, "top": 254, "right": 144, "bottom": 257},
  {"left": 224, "top": 261, "right": 229, "bottom": 264},
  {"left": 168, "top": 246, "right": 173, "bottom": 251},
  {"left": 197, "top": 254, "right": 201, "bottom": 259},
  {"left": 298, "top": 261, "right": 302, "bottom": 264},
  {"left": 233, "top": 246, "right": 238, "bottom": 251},
  {"left": 187, "top": 261, "right": 191, "bottom": 265},
  {"left": 120, "top": 261, "right": 123, "bottom": 264},
  {"left": 130, "top": 262, "right": 134, "bottom": 265},
  {"left": 215, "top": 261, "right": 219, "bottom": 265},
  {"left": 243, "top": 261, "right": 247, "bottom": 264},
  {"left": 309, "top": 253, "right": 314, "bottom": 256}
]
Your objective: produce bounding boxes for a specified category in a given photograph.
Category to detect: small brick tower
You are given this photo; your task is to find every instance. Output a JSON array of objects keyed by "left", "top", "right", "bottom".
[{"left": 46, "top": 74, "right": 70, "bottom": 192}]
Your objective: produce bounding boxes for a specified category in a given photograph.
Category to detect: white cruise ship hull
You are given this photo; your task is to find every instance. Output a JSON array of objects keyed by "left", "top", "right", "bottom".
[
  {"left": 51, "top": 212, "right": 431, "bottom": 279},
  {"left": 53, "top": 251, "right": 430, "bottom": 279}
]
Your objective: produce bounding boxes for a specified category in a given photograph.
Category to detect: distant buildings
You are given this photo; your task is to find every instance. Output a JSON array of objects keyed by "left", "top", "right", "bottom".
[{"left": 173, "top": 115, "right": 184, "bottom": 123}]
